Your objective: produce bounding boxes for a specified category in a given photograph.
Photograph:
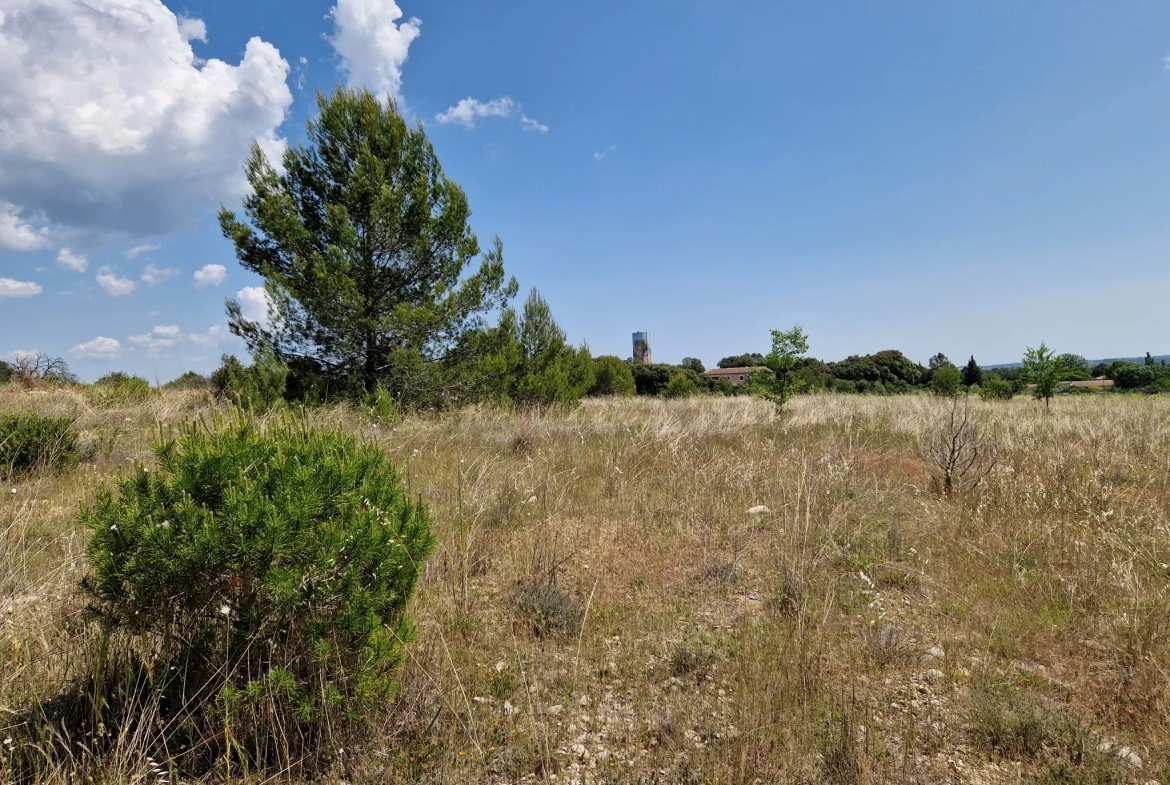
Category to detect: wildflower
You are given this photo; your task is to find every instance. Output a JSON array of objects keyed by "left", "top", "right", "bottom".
[
  {"left": 110, "top": 524, "right": 117, "bottom": 531},
  {"left": 219, "top": 603, "right": 231, "bottom": 617}
]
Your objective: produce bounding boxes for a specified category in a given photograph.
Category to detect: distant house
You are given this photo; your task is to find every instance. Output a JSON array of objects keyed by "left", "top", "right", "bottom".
[
  {"left": 1025, "top": 377, "right": 1115, "bottom": 390},
  {"left": 701, "top": 366, "right": 769, "bottom": 386},
  {"left": 1061, "top": 377, "right": 1114, "bottom": 389}
]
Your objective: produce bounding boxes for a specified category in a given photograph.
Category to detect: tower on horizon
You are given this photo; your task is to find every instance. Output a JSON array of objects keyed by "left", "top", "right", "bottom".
[{"left": 632, "top": 332, "right": 652, "bottom": 364}]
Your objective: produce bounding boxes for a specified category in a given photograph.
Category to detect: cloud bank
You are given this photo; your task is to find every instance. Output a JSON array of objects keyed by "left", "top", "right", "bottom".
[{"left": 0, "top": 0, "right": 293, "bottom": 240}]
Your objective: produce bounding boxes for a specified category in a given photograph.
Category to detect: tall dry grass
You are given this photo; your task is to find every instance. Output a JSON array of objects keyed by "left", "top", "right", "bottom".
[{"left": 2, "top": 387, "right": 1168, "bottom": 783}]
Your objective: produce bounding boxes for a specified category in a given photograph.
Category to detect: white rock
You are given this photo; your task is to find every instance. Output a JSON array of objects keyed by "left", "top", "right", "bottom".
[
  {"left": 1116, "top": 746, "right": 1143, "bottom": 769},
  {"left": 924, "top": 669, "right": 945, "bottom": 684},
  {"left": 746, "top": 505, "right": 771, "bottom": 515},
  {"left": 925, "top": 645, "right": 945, "bottom": 660}
]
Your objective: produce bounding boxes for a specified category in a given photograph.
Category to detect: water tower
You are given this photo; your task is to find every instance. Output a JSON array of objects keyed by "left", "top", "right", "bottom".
[{"left": 632, "top": 332, "right": 652, "bottom": 364}]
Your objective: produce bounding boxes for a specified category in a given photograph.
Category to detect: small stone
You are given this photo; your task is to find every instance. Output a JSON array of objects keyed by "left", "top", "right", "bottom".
[
  {"left": 746, "top": 505, "right": 771, "bottom": 515},
  {"left": 924, "top": 645, "right": 945, "bottom": 660},
  {"left": 579, "top": 694, "right": 591, "bottom": 706},
  {"left": 1116, "top": 746, "right": 1143, "bottom": 769},
  {"left": 924, "top": 669, "right": 945, "bottom": 684}
]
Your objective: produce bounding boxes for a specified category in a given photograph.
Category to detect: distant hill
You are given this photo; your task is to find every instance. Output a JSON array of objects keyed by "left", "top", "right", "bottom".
[{"left": 985, "top": 355, "right": 1170, "bottom": 370}]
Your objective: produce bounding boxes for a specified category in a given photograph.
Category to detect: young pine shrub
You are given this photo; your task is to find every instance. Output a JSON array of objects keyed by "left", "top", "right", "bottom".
[
  {"left": 0, "top": 412, "right": 80, "bottom": 477},
  {"left": 80, "top": 413, "right": 434, "bottom": 772}
]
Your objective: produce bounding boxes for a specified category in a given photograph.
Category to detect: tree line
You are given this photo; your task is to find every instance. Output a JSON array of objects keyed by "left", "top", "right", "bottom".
[{"left": 2, "top": 88, "right": 1165, "bottom": 408}]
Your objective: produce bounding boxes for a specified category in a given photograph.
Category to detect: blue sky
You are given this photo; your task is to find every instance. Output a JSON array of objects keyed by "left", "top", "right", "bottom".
[{"left": 2, "top": 0, "right": 1170, "bottom": 381}]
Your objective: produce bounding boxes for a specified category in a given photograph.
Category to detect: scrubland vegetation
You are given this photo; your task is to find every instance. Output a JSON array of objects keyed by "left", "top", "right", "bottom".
[{"left": 2, "top": 385, "right": 1169, "bottom": 784}]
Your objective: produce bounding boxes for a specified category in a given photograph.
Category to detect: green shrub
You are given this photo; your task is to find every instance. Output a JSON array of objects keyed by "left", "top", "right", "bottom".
[
  {"left": 80, "top": 414, "right": 434, "bottom": 770},
  {"left": 211, "top": 351, "right": 287, "bottom": 410},
  {"left": 979, "top": 376, "right": 1015, "bottom": 401},
  {"left": 88, "top": 372, "right": 153, "bottom": 404},
  {"left": 0, "top": 360, "right": 13, "bottom": 384},
  {"left": 661, "top": 371, "right": 700, "bottom": 399},
  {"left": 0, "top": 412, "right": 80, "bottom": 477},
  {"left": 930, "top": 364, "right": 961, "bottom": 396},
  {"left": 589, "top": 355, "right": 636, "bottom": 396},
  {"left": 163, "top": 370, "right": 212, "bottom": 390}
]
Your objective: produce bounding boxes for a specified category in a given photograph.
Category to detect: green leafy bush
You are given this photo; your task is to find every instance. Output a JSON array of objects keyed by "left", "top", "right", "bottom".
[
  {"left": 163, "top": 371, "right": 212, "bottom": 390},
  {"left": 978, "top": 376, "right": 1015, "bottom": 401},
  {"left": 661, "top": 371, "right": 700, "bottom": 399},
  {"left": 930, "top": 364, "right": 961, "bottom": 397},
  {"left": 80, "top": 414, "right": 433, "bottom": 770},
  {"left": 0, "top": 412, "right": 80, "bottom": 477},
  {"left": 88, "top": 372, "right": 153, "bottom": 404},
  {"left": 589, "top": 355, "right": 636, "bottom": 396}
]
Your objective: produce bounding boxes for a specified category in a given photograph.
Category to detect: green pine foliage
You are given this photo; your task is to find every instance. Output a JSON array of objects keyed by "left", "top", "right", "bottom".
[
  {"left": 210, "top": 352, "right": 288, "bottom": 410},
  {"left": 0, "top": 412, "right": 80, "bottom": 478},
  {"left": 219, "top": 87, "right": 517, "bottom": 404},
  {"left": 80, "top": 414, "right": 433, "bottom": 769},
  {"left": 589, "top": 355, "right": 636, "bottom": 396},
  {"left": 962, "top": 356, "right": 983, "bottom": 387}
]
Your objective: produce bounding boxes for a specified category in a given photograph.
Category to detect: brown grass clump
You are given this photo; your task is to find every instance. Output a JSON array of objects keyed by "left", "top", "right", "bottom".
[{"left": 2, "top": 387, "right": 1169, "bottom": 783}]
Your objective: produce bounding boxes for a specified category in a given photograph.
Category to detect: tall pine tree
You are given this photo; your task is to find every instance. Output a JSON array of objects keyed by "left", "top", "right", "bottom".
[
  {"left": 219, "top": 87, "right": 517, "bottom": 406},
  {"left": 962, "top": 355, "right": 983, "bottom": 387}
]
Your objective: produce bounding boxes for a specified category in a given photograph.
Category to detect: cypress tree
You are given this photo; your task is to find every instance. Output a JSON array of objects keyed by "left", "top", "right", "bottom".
[{"left": 962, "top": 355, "right": 983, "bottom": 387}]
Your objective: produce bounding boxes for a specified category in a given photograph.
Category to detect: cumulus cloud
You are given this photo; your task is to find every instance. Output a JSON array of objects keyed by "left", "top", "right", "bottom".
[
  {"left": 435, "top": 97, "right": 547, "bottom": 132},
  {"left": 0, "top": 0, "right": 293, "bottom": 239},
  {"left": 176, "top": 15, "right": 207, "bottom": 43},
  {"left": 0, "top": 277, "right": 43, "bottom": 298},
  {"left": 435, "top": 97, "right": 515, "bottom": 128},
  {"left": 193, "top": 263, "right": 227, "bottom": 289},
  {"left": 186, "top": 324, "right": 229, "bottom": 347},
  {"left": 520, "top": 114, "right": 549, "bottom": 133},
  {"left": 140, "top": 263, "right": 179, "bottom": 286},
  {"left": 236, "top": 286, "right": 274, "bottom": 327},
  {"left": 127, "top": 324, "right": 182, "bottom": 356},
  {"left": 328, "top": 0, "right": 421, "bottom": 102},
  {"left": 125, "top": 242, "right": 160, "bottom": 259},
  {"left": 0, "top": 202, "right": 51, "bottom": 250},
  {"left": 70, "top": 336, "right": 123, "bottom": 360},
  {"left": 95, "top": 266, "right": 138, "bottom": 297},
  {"left": 56, "top": 248, "right": 88, "bottom": 272}
]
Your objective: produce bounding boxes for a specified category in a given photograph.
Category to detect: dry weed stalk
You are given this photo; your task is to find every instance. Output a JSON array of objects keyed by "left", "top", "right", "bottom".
[{"left": 921, "top": 393, "right": 997, "bottom": 496}]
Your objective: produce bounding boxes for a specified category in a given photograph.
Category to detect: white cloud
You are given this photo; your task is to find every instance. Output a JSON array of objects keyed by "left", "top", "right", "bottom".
[
  {"left": 236, "top": 286, "right": 274, "bottom": 327},
  {"left": 436, "top": 97, "right": 516, "bottom": 128},
  {"left": 140, "top": 263, "right": 179, "bottom": 286},
  {"left": 127, "top": 324, "right": 182, "bottom": 356},
  {"left": 95, "top": 266, "right": 138, "bottom": 297},
  {"left": 0, "top": 277, "right": 43, "bottom": 298},
  {"left": 594, "top": 145, "right": 617, "bottom": 161},
  {"left": 435, "top": 97, "right": 547, "bottom": 132},
  {"left": 125, "top": 242, "right": 161, "bottom": 259},
  {"left": 520, "top": 114, "right": 549, "bottom": 133},
  {"left": 328, "top": 0, "right": 421, "bottom": 102},
  {"left": 176, "top": 16, "right": 207, "bottom": 43},
  {"left": 0, "top": 0, "right": 293, "bottom": 239},
  {"left": 70, "top": 336, "right": 123, "bottom": 360},
  {"left": 187, "top": 324, "right": 229, "bottom": 347},
  {"left": 0, "top": 202, "right": 51, "bottom": 250},
  {"left": 193, "top": 263, "right": 227, "bottom": 289},
  {"left": 56, "top": 248, "right": 88, "bottom": 272}
]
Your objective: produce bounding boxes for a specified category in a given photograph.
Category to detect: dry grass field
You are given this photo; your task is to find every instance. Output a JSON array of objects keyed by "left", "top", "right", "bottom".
[{"left": 2, "top": 388, "right": 1169, "bottom": 784}]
